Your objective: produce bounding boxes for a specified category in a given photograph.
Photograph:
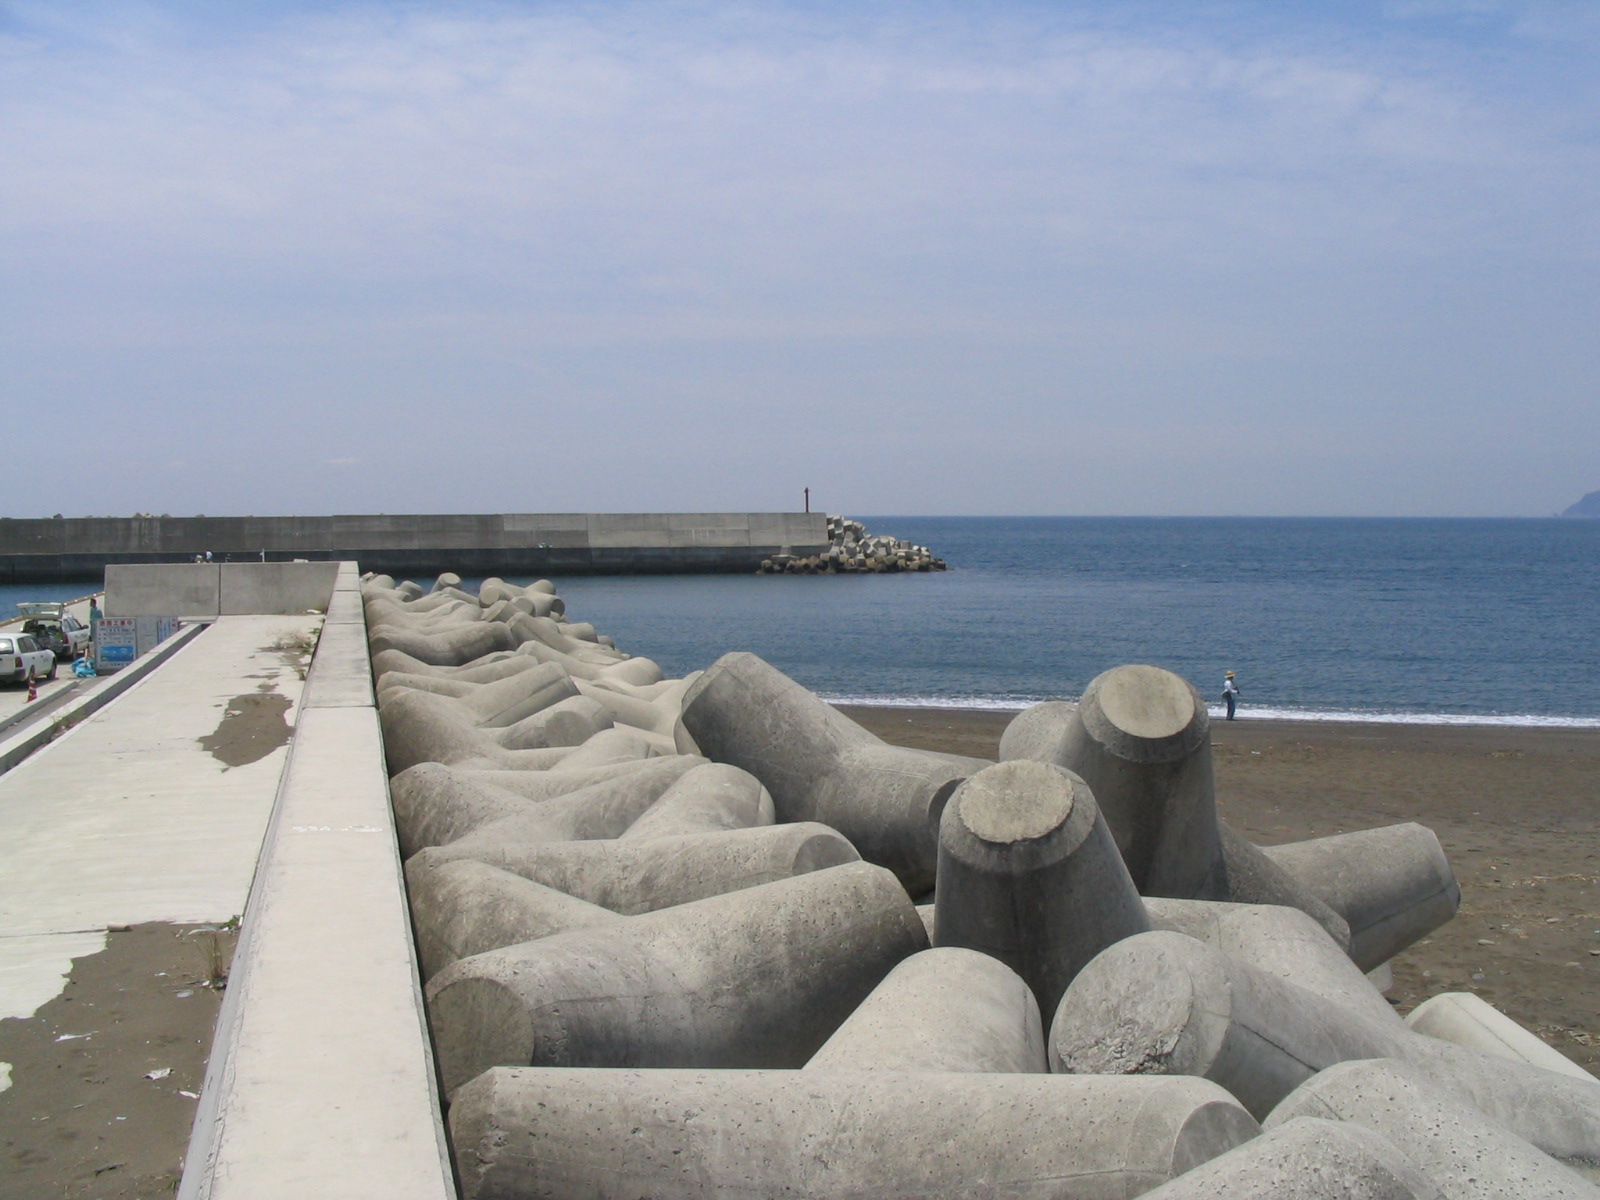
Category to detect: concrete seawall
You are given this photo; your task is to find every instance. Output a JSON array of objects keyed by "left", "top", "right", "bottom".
[{"left": 0, "top": 513, "right": 829, "bottom": 581}]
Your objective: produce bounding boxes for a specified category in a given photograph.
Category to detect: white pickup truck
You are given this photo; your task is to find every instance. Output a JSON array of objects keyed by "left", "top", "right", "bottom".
[
  {"left": 17, "top": 602, "right": 91, "bottom": 661},
  {"left": 0, "top": 632, "right": 57, "bottom": 684}
]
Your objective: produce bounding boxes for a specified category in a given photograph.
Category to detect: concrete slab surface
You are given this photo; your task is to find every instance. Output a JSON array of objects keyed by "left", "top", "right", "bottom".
[{"left": 0, "top": 618, "right": 316, "bottom": 940}]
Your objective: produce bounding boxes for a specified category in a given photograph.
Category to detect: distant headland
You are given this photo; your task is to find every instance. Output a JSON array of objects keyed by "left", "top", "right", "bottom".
[{"left": 1559, "top": 490, "right": 1600, "bottom": 518}]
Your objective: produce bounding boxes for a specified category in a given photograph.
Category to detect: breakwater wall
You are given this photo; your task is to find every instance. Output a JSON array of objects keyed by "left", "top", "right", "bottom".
[
  {"left": 356, "top": 573, "right": 1596, "bottom": 1200},
  {"left": 0, "top": 512, "right": 828, "bottom": 582}
]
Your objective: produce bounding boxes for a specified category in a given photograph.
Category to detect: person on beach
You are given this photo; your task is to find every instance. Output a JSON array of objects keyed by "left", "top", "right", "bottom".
[{"left": 1222, "top": 670, "right": 1240, "bottom": 720}]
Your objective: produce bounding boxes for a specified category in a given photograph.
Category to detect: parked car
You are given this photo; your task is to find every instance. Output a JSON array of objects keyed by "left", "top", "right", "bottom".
[
  {"left": 0, "top": 633, "right": 57, "bottom": 683},
  {"left": 17, "top": 603, "right": 91, "bottom": 661}
]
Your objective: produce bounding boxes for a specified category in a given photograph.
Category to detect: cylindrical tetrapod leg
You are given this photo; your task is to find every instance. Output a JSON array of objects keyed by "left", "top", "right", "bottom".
[{"left": 934, "top": 760, "right": 1149, "bottom": 1020}]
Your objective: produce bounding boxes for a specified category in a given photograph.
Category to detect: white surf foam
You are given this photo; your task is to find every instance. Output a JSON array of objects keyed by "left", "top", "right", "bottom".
[{"left": 820, "top": 693, "right": 1600, "bottom": 729}]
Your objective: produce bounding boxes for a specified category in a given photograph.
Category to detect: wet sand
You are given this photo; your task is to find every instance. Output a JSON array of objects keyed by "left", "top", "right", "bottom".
[{"left": 838, "top": 705, "right": 1600, "bottom": 1075}]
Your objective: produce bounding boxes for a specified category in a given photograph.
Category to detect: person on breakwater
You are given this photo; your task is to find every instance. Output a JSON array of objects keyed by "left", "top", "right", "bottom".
[{"left": 1222, "top": 670, "right": 1241, "bottom": 720}]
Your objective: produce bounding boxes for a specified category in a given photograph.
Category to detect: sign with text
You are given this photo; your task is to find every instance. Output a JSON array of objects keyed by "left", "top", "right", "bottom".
[{"left": 95, "top": 618, "right": 138, "bottom": 670}]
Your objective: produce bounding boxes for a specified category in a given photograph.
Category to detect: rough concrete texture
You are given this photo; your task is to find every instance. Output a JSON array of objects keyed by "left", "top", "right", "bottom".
[
  {"left": 357, "top": 572, "right": 1575, "bottom": 1200},
  {"left": 377, "top": 686, "right": 612, "bottom": 773},
  {"left": 679, "top": 651, "right": 991, "bottom": 892},
  {"left": 440, "top": 661, "right": 581, "bottom": 728},
  {"left": 405, "top": 858, "right": 621, "bottom": 981},
  {"left": 1262, "top": 823, "right": 1463, "bottom": 971},
  {"left": 449, "top": 1067, "right": 1259, "bottom": 1200},
  {"left": 369, "top": 619, "right": 517, "bottom": 667},
  {"left": 1266, "top": 1059, "right": 1600, "bottom": 1199},
  {"left": 574, "top": 677, "right": 684, "bottom": 737},
  {"left": 1034, "top": 665, "right": 1225, "bottom": 897},
  {"left": 513, "top": 636, "right": 665, "bottom": 686},
  {"left": 618, "top": 762, "right": 776, "bottom": 840},
  {"left": 550, "top": 726, "right": 658, "bottom": 767},
  {"left": 1049, "top": 929, "right": 1600, "bottom": 1159},
  {"left": 370, "top": 649, "right": 536, "bottom": 685},
  {"left": 1134, "top": 1116, "right": 1447, "bottom": 1200},
  {"left": 1000, "top": 677, "right": 1352, "bottom": 947},
  {"left": 805, "top": 947, "right": 1046, "bottom": 1073},
  {"left": 933, "top": 760, "right": 1150, "bottom": 1019},
  {"left": 390, "top": 755, "right": 703, "bottom": 855},
  {"left": 1213, "top": 820, "right": 1353, "bottom": 947},
  {"left": 995, "top": 699, "right": 1078, "bottom": 764},
  {"left": 424, "top": 861, "right": 927, "bottom": 1093},
  {"left": 1145, "top": 898, "right": 1398, "bottom": 1027},
  {"left": 415, "top": 821, "right": 860, "bottom": 915},
  {"left": 1405, "top": 991, "right": 1597, "bottom": 1082}
]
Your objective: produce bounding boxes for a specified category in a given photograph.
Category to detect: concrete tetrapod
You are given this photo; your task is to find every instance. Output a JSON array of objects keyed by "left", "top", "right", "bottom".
[
  {"left": 377, "top": 687, "right": 610, "bottom": 774},
  {"left": 804, "top": 946, "right": 1046, "bottom": 1073},
  {"left": 573, "top": 677, "right": 685, "bottom": 738},
  {"left": 1145, "top": 898, "right": 1399, "bottom": 1027},
  {"left": 369, "top": 648, "right": 535, "bottom": 687},
  {"left": 995, "top": 699, "right": 1078, "bottom": 762},
  {"left": 507, "top": 614, "right": 623, "bottom": 662},
  {"left": 512, "top": 637, "right": 665, "bottom": 688},
  {"left": 1016, "top": 666, "right": 1223, "bottom": 896},
  {"left": 1132, "top": 1116, "right": 1447, "bottom": 1200},
  {"left": 933, "top": 760, "right": 1150, "bottom": 1020},
  {"left": 448, "top": 1067, "right": 1260, "bottom": 1200},
  {"left": 1262, "top": 824, "right": 1462, "bottom": 971},
  {"left": 376, "top": 661, "right": 579, "bottom": 728},
  {"left": 549, "top": 726, "right": 659, "bottom": 768},
  {"left": 1048, "top": 930, "right": 1600, "bottom": 1160},
  {"left": 414, "top": 821, "right": 859, "bottom": 914},
  {"left": 391, "top": 755, "right": 707, "bottom": 856},
  {"left": 999, "top": 672, "right": 1350, "bottom": 947},
  {"left": 1266, "top": 1059, "right": 1600, "bottom": 1200},
  {"left": 389, "top": 757, "right": 664, "bottom": 852},
  {"left": 424, "top": 861, "right": 927, "bottom": 1093},
  {"left": 368, "top": 619, "right": 518, "bottom": 667},
  {"left": 1405, "top": 992, "right": 1595, "bottom": 1082},
  {"left": 619, "top": 762, "right": 775, "bottom": 840},
  {"left": 405, "top": 858, "right": 622, "bottom": 981},
  {"left": 679, "top": 651, "right": 991, "bottom": 892}
]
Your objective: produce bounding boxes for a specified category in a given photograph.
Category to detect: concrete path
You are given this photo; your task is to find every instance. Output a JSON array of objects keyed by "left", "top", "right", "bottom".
[
  {"left": 2, "top": 574, "right": 454, "bottom": 1198},
  {"left": 0, "top": 616, "right": 315, "bottom": 1025}
]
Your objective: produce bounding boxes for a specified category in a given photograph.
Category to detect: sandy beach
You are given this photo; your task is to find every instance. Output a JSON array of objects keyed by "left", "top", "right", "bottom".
[{"left": 838, "top": 705, "right": 1600, "bottom": 1076}]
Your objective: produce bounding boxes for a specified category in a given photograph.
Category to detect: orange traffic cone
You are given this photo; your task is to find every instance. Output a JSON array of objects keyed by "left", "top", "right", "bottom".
[{"left": 26, "top": 674, "right": 38, "bottom": 703}]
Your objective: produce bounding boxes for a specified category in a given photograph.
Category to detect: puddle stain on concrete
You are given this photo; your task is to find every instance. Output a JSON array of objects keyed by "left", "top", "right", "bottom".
[{"left": 197, "top": 685, "right": 293, "bottom": 768}]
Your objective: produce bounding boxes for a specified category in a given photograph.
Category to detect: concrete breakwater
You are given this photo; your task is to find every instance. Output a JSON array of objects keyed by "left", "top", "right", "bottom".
[
  {"left": 758, "top": 513, "right": 947, "bottom": 574},
  {"left": 0, "top": 512, "right": 828, "bottom": 582},
  {"left": 366, "top": 573, "right": 1600, "bottom": 1199}
]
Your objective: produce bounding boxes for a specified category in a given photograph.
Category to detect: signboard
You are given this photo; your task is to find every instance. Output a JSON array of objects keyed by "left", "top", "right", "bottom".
[
  {"left": 135, "top": 616, "right": 181, "bottom": 655},
  {"left": 95, "top": 618, "right": 138, "bottom": 670}
]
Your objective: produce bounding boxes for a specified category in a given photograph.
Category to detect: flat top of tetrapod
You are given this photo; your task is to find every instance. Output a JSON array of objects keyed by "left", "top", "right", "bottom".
[
  {"left": 1095, "top": 664, "right": 1197, "bottom": 740},
  {"left": 955, "top": 761, "right": 1076, "bottom": 844}
]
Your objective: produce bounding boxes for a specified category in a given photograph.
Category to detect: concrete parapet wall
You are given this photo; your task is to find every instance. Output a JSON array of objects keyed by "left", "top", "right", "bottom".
[
  {"left": 107, "top": 562, "right": 340, "bottom": 618},
  {"left": 2, "top": 512, "right": 828, "bottom": 580},
  {"left": 178, "top": 563, "right": 453, "bottom": 1199}
]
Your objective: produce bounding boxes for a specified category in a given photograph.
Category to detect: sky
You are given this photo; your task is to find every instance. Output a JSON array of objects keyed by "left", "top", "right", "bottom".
[{"left": 1, "top": 1, "right": 1596, "bottom": 518}]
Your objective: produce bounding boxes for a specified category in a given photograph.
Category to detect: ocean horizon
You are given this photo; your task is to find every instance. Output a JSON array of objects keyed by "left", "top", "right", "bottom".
[{"left": 5, "top": 516, "right": 1597, "bottom": 728}]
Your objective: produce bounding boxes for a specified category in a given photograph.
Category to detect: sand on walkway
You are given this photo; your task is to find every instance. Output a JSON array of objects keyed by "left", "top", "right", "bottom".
[{"left": 838, "top": 705, "right": 1600, "bottom": 1076}]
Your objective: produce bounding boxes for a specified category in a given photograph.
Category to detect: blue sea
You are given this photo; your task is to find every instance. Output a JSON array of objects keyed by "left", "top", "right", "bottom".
[
  {"left": 5, "top": 518, "right": 1596, "bottom": 725},
  {"left": 547, "top": 517, "right": 1600, "bottom": 727}
]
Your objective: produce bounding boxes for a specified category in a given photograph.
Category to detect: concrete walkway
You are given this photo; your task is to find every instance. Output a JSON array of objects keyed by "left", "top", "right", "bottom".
[
  {"left": 2, "top": 569, "right": 454, "bottom": 1198},
  {"left": 0, "top": 617, "right": 316, "bottom": 1027}
]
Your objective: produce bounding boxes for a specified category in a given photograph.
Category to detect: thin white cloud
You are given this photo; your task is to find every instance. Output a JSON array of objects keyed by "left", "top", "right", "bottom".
[{"left": 0, "top": 1, "right": 1595, "bottom": 516}]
